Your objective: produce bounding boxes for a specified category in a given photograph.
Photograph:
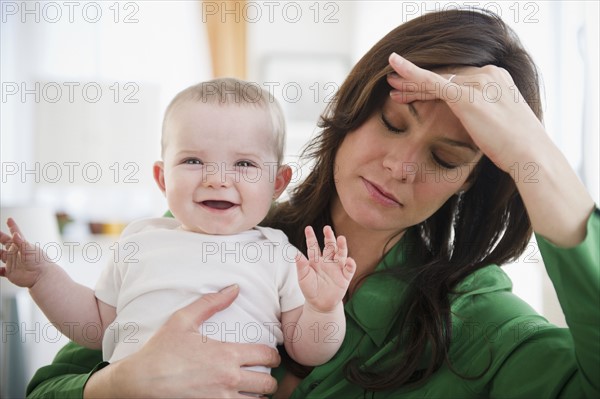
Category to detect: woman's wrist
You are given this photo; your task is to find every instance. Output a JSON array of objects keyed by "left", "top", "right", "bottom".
[
  {"left": 81, "top": 361, "right": 114, "bottom": 398},
  {"left": 513, "top": 138, "right": 595, "bottom": 247}
]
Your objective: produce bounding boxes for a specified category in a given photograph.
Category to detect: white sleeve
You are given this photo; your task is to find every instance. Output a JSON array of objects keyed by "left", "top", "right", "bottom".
[
  {"left": 254, "top": 226, "right": 305, "bottom": 312},
  {"left": 94, "top": 229, "right": 137, "bottom": 306},
  {"left": 94, "top": 255, "right": 121, "bottom": 307},
  {"left": 279, "top": 257, "right": 305, "bottom": 312},
  {"left": 94, "top": 218, "right": 160, "bottom": 306},
  {"left": 271, "top": 231, "right": 305, "bottom": 312}
]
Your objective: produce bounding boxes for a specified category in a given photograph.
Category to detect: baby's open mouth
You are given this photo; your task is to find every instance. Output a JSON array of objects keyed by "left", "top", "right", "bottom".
[{"left": 201, "top": 200, "right": 235, "bottom": 210}]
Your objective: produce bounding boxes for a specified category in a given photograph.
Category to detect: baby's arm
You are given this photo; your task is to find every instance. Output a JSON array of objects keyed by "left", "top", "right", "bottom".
[
  {"left": 0, "top": 218, "right": 116, "bottom": 349},
  {"left": 282, "top": 226, "right": 356, "bottom": 366}
]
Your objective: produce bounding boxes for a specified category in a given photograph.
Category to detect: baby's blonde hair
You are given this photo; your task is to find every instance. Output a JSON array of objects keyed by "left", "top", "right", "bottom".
[{"left": 161, "top": 77, "right": 286, "bottom": 165}]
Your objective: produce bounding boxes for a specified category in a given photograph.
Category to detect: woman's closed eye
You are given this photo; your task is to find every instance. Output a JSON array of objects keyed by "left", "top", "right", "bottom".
[
  {"left": 381, "top": 112, "right": 407, "bottom": 134},
  {"left": 432, "top": 153, "right": 459, "bottom": 169},
  {"left": 431, "top": 146, "right": 476, "bottom": 170}
]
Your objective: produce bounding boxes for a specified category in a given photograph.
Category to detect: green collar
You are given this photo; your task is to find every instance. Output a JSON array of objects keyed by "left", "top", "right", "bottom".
[{"left": 344, "top": 234, "right": 411, "bottom": 347}]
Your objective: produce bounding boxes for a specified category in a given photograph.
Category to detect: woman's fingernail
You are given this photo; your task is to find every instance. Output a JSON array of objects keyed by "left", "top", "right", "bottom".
[
  {"left": 387, "top": 72, "right": 400, "bottom": 80},
  {"left": 222, "top": 284, "right": 239, "bottom": 294},
  {"left": 389, "top": 52, "right": 402, "bottom": 65}
]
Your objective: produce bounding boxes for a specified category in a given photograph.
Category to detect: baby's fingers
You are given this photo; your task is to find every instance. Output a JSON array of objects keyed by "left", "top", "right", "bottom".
[
  {"left": 0, "top": 248, "right": 9, "bottom": 264},
  {"left": 295, "top": 251, "right": 310, "bottom": 280},
  {"left": 0, "top": 230, "right": 12, "bottom": 247},
  {"left": 3, "top": 242, "right": 20, "bottom": 271},
  {"left": 304, "top": 226, "right": 321, "bottom": 262},
  {"left": 343, "top": 257, "right": 357, "bottom": 281},
  {"left": 11, "top": 232, "right": 25, "bottom": 248},
  {"left": 322, "top": 226, "right": 337, "bottom": 261},
  {"left": 7, "top": 234, "right": 38, "bottom": 265},
  {"left": 1, "top": 219, "right": 26, "bottom": 249},
  {"left": 335, "top": 235, "right": 348, "bottom": 260},
  {"left": 7, "top": 219, "right": 25, "bottom": 245}
]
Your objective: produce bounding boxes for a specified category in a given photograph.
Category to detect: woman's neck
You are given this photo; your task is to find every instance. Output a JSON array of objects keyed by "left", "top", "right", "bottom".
[{"left": 330, "top": 196, "right": 405, "bottom": 291}]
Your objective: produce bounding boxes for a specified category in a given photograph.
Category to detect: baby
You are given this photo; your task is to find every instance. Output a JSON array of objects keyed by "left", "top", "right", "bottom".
[{"left": 0, "top": 78, "right": 356, "bottom": 373}]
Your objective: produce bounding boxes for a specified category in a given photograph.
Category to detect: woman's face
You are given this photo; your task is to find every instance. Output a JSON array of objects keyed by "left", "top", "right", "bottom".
[{"left": 332, "top": 97, "right": 482, "bottom": 235}]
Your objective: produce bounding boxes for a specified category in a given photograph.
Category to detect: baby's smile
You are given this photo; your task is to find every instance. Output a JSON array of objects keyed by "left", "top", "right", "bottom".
[{"left": 200, "top": 200, "right": 237, "bottom": 210}]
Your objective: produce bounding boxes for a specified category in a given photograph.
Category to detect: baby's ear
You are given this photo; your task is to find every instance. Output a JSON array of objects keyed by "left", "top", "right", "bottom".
[
  {"left": 153, "top": 161, "right": 167, "bottom": 195},
  {"left": 273, "top": 165, "right": 292, "bottom": 199}
]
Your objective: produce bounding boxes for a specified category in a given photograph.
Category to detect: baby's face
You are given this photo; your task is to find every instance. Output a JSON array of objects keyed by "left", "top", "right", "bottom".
[{"left": 155, "top": 102, "right": 286, "bottom": 235}]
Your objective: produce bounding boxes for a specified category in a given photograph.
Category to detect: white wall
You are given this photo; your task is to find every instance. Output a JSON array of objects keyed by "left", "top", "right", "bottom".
[{"left": 1, "top": 1, "right": 212, "bottom": 220}]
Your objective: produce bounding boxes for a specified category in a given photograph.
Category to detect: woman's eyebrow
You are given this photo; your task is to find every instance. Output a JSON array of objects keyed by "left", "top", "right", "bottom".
[
  {"left": 408, "top": 103, "right": 421, "bottom": 123},
  {"left": 402, "top": 103, "right": 478, "bottom": 152},
  {"left": 438, "top": 138, "right": 479, "bottom": 153}
]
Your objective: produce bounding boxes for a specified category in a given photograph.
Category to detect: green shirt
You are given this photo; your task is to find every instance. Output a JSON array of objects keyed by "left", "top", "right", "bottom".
[{"left": 27, "top": 210, "right": 600, "bottom": 398}]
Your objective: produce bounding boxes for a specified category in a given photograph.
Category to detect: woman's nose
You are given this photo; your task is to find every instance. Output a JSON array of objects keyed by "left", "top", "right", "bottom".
[{"left": 382, "top": 148, "right": 419, "bottom": 184}]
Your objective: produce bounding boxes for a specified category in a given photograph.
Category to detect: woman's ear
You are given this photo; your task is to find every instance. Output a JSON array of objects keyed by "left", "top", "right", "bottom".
[
  {"left": 153, "top": 161, "right": 167, "bottom": 195},
  {"left": 273, "top": 165, "right": 292, "bottom": 199},
  {"left": 457, "top": 160, "right": 482, "bottom": 195},
  {"left": 454, "top": 166, "right": 478, "bottom": 195},
  {"left": 456, "top": 178, "right": 473, "bottom": 196}
]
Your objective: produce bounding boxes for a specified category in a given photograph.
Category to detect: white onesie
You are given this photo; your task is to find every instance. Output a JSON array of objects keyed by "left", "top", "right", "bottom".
[{"left": 95, "top": 217, "right": 305, "bottom": 369}]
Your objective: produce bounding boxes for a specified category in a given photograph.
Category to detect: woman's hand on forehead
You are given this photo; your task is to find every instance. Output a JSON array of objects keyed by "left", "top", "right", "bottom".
[{"left": 385, "top": 52, "right": 546, "bottom": 173}]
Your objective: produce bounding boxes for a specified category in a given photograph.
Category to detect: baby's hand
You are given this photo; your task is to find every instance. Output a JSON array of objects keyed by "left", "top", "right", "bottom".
[
  {"left": 296, "top": 225, "right": 356, "bottom": 313},
  {"left": 0, "top": 218, "right": 51, "bottom": 288}
]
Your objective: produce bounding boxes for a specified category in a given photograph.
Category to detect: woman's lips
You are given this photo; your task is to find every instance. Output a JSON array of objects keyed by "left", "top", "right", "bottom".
[{"left": 362, "top": 178, "right": 402, "bottom": 207}]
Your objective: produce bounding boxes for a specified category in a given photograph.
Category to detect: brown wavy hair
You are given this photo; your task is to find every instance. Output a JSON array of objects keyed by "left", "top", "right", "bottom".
[{"left": 263, "top": 8, "right": 541, "bottom": 392}]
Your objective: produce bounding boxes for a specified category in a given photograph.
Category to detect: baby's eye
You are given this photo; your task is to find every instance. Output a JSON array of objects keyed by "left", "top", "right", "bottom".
[
  {"left": 236, "top": 160, "right": 256, "bottom": 168},
  {"left": 183, "top": 158, "right": 203, "bottom": 165}
]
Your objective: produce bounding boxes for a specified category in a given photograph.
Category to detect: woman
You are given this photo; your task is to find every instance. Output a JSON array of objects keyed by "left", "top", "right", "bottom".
[{"left": 26, "top": 9, "right": 598, "bottom": 398}]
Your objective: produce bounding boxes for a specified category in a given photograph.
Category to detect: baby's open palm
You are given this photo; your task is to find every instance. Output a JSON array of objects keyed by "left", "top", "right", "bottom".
[
  {"left": 0, "top": 218, "right": 49, "bottom": 288},
  {"left": 296, "top": 225, "right": 356, "bottom": 312}
]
